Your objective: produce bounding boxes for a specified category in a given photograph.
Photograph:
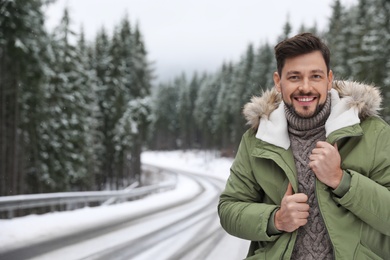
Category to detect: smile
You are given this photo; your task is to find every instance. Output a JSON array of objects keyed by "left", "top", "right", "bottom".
[{"left": 295, "top": 97, "right": 316, "bottom": 102}]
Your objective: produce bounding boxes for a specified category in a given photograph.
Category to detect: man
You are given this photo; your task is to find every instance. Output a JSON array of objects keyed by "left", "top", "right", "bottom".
[{"left": 218, "top": 33, "right": 390, "bottom": 259}]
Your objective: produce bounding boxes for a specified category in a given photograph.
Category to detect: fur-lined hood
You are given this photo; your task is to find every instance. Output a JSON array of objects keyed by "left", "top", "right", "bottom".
[{"left": 243, "top": 81, "right": 382, "bottom": 149}]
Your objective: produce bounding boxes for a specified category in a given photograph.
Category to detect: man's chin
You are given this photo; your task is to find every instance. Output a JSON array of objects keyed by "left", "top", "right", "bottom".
[
  {"left": 293, "top": 106, "right": 313, "bottom": 117},
  {"left": 285, "top": 102, "right": 323, "bottom": 119}
]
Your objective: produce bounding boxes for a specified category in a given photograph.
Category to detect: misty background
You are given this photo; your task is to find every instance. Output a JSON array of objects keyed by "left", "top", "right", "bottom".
[{"left": 44, "top": 0, "right": 358, "bottom": 82}]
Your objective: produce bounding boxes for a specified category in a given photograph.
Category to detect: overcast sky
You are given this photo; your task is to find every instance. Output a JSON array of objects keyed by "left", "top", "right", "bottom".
[{"left": 44, "top": 0, "right": 357, "bottom": 82}]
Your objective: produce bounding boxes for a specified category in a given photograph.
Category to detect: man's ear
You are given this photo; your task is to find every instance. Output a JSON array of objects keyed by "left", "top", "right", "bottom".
[
  {"left": 273, "top": 72, "right": 281, "bottom": 92},
  {"left": 327, "top": 70, "right": 333, "bottom": 91}
]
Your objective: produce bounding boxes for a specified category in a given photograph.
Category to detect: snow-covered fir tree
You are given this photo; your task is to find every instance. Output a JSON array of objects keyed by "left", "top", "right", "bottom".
[
  {"left": 0, "top": 0, "right": 49, "bottom": 195},
  {"left": 39, "top": 8, "right": 97, "bottom": 192}
]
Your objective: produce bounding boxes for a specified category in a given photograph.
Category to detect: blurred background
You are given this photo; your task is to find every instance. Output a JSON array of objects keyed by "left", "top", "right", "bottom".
[
  {"left": 1, "top": 0, "right": 389, "bottom": 200},
  {"left": 1, "top": 0, "right": 390, "bottom": 258}
]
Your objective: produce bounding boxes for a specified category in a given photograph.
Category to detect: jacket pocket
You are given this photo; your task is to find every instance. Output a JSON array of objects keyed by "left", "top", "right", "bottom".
[{"left": 354, "top": 243, "right": 383, "bottom": 260}]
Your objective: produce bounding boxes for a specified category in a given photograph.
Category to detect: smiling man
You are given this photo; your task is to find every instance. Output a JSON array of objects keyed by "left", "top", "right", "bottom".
[{"left": 218, "top": 33, "right": 390, "bottom": 259}]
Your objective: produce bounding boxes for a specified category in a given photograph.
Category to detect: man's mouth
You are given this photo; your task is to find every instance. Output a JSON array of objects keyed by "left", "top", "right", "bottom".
[{"left": 295, "top": 96, "right": 316, "bottom": 102}]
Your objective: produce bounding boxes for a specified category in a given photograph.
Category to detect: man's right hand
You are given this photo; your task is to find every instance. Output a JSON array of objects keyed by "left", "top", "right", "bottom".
[{"left": 274, "top": 183, "right": 309, "bottom": 232}]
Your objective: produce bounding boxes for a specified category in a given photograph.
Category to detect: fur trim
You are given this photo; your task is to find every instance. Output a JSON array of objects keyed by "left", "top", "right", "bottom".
[
  {"left": 332, "top": 81, "right": 382, "bottom": 119},
  {"left": 243, "top": 88, "right": 281, "bottom": 130},
  {"left": 243, "top": 81, "right": 382, "bottom": 130}
]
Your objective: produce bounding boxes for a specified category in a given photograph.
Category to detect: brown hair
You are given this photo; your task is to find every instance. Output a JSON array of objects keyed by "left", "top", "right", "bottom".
[{"left": 274, "top": 33, "right": 330, "bottom": 77}]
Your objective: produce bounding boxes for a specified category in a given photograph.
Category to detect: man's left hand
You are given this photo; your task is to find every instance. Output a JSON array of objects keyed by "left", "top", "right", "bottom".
[{"left": 309, "top": 141, "right": 343, "bottom": 189}]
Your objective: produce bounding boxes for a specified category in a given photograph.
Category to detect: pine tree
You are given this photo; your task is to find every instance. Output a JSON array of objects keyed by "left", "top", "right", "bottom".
[
  {"left": 251, "top": 42, "right": 275, "bottom": 91},
  {"left": 326, "top": 0, "right": 350, "bottom": 79},
  {"left": 76, "top": 27, "right": 100, "bottom": 190},
  {"left": 131, "top": 23, "right": 153, "bottom": 97},
  {"left": 98, "top": 25, "right": 128, "bottom": 189},
  {"left": 229, "top": 44, "right": 255, "bottom": 147},
  {"left": 149, "top": 82, "right": 180, "bottom": 149},
  {"left": 96, "top": 16, "right": 153, "bottom": 188},
  {"left": 277, "top": 18, "right": 292, "bottom": 42},
  {"left": 125, "top": 23, "right": 153, "bottom": 184},
  {"left": 212, "top": 63, "right": 235, "bottom": 149},
  {"left": 0, "top": 0, "right": 48, "bottom": 195},
  {"left": 354, "top": 0, "right": 386, "bottom": 84},
  {"left": 373, "top": 0, "right": 390, "bottom": 121},
  {"left": 193, "top": 73, "right": 220, "bottom": 148},
  {"left": 176, "top": 73, "right": 191, "bottom": 149},
  {"left": 187, "top": 72, "right": 202, "bottom": 148},
  {"left": 113, "top": 95, "right": 151, "bottom": 185},
  {"left": 92, "top": 27, "right": 113, "bottom": 189},
  {"left": 39, "top": 8, "right": 96, "bottom": 192},
  {"left": 347, "top": 0, "right": 371, "bottom": 82}
]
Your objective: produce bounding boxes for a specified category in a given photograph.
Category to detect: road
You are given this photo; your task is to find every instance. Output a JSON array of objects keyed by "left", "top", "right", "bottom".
[{"left": 0, "top": 165, "right": 248, "bottom": 260}]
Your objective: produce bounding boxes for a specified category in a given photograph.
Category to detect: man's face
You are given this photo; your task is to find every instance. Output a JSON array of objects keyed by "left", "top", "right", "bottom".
[{"left": 273, "top": 51, "right": 333, "bottom": 118}]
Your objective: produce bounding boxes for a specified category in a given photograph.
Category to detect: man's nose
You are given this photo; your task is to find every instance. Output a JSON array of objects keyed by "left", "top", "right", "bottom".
[{"left": 299, "top": 78, "right": 311, "bottom": 92}]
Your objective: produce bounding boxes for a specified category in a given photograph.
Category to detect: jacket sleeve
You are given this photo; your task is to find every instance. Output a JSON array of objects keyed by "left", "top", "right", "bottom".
[
  {"left": 218, "top": 132, "right": 280, "bottom": 242},
  {"left": 334, "top": 122, "right": 390, "bottom": 236}
]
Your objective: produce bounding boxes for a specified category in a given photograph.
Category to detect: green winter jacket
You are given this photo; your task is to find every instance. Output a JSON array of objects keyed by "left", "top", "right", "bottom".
[{"left": 218, "top": 81, "right": 390, "bottom": 259}]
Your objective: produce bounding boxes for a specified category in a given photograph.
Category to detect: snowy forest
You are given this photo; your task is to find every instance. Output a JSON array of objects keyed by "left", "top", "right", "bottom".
[{"left": 1, "top": 0, "right": 390, "bottom": 196}]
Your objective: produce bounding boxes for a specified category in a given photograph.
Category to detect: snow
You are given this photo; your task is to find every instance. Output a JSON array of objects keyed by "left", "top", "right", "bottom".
[
  {"left": 0, "top": 175, "right": 198, "bottom": 252},
  {"left": 0, "top": 150, "right": 249, "bottom": 259},
  {"left": 141, "top": 149, "right": 233, "bottom": 180}
]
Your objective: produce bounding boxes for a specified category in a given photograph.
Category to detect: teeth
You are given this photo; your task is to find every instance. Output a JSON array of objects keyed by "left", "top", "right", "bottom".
[{"left": 298, "top": 97, "right": 314, "bottom": 102}]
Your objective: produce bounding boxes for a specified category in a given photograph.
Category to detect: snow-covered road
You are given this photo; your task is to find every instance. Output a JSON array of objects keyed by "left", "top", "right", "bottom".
[{"left": 0, "top": 150, "right": 249, "bottom": 260}]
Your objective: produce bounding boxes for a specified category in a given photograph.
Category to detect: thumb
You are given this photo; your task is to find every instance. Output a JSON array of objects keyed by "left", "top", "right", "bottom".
[
  {"left": 334, "top": 142, "right": 338, "bottom": 150},
  {"left": 284, "top": 182, "right": 294, "bottom": 196}
]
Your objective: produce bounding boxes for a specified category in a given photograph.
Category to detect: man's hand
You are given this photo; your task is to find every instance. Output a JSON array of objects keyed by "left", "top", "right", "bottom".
[
  {"left": 274, "top": 183, "right": 309, "bottom": 232},
  {"left": 309, "top": 141, "right": 343, "bottom": 189}
]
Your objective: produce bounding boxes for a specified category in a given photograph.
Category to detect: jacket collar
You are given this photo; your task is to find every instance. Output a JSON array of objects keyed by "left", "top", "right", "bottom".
[{"left": 243, "top": 81, "right": 382, "bottom": 150}]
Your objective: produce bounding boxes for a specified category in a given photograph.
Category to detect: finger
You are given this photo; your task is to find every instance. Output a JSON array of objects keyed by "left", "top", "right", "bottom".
[
  {"left": 309, "top": 154, "right": 317, "bottom": 161},
  {"left": 300, "top": 212, "right": 310, "bottom": 221},
  {"left": 297, "top": 218, "right": 308, "bottom": 227},
  {"left": 291, "top": 193, "right": 309, "bottom": 203},
  {"left": 285, "top": 182, "right": 293, "bottom": 196},
  {"left": 310, "top": 154, "right": 324, "bottom": 163},
  {"left": 316, "top": 141, "right": 331, "bottom": 148},
  {"left": 311, "top": 146, "right": 326, "bottom": 155},
  {"left": 295, "top": 211, "right": 310, "bottom": 219},
  {"left": 316, "top": 141, "right": 326, "bottom": 148},
  {"left": 311, "top": 148, "right": 319, "bottom": 155},
  {"left": 295, "top": 202, "right": 310, "bottom": 212},
  {"left": 334, "top": 142, "right": 338, "bottom": 151}
]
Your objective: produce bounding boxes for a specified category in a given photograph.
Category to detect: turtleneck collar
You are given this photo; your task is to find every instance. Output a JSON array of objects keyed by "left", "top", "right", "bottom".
[{"left": 284, "top": 92, "right": 332, "bottom": 131}]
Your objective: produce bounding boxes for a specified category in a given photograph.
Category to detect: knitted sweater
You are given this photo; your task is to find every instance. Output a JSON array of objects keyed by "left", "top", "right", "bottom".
[{"left": 285, "top": 96, "right": 333, "bottom": 260}]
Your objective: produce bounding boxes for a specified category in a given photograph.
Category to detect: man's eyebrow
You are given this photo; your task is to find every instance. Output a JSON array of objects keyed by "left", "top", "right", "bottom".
[
  {"left": 285, "top": 69, "right": 326, "bottom": 75},
  {"left": 311, "top": 69, "right": 326, "bottom": 74},
  {"left": 286, "top": 70, "right": 301, "bottom": 76}
]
